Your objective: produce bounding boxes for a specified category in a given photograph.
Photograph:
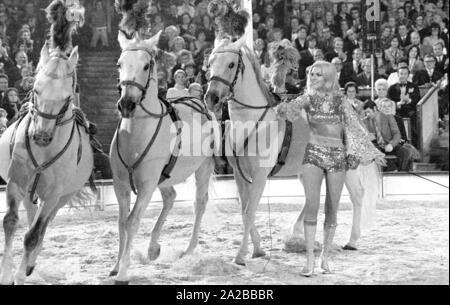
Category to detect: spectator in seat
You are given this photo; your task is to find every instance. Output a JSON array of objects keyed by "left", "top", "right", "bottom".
[
  {"left": 325, "top": 37, "right": 347, "bottom": 63},
  {"left": 333, "top": 57, "right": 354, "bottom": 88},
  {"left": 356, "top": 59, "right": 381, "bottom": 88},
  {"left": 0, "top": 107, "right": 7, "bottom": 136},
  {"left": 0, "top": 87, "right": 19, "bottom": 125},
  {"left": 344, "top": 48, "right": 364, "bottom": 76},
  {"left": 385, "top": 36, "right": 404, "bottom": 73},
  {"left": 406, "top": 45, "right": 425, "bottom": 82},
  {"left": 343, "top": 28, "right": 360, "bottom": 56},
  {"left": 188, "top": 82, "right": 203, "bottom": 100},
  {"left": 184, "top": 61, "right": 197, "bottom": 86},
  {"left": 17, "top": 76, "right": 34, "bottom": 101},
  {"left": 363, "top": 101, "right": 414, "bottom": 172},
  {"left": 294, "top": 25, "right": 308, "bottom": 53},
  {"left": 6, "top": 50, "right": 28, "bottom": 87},
  {"left": 344, "top": 81, "right": 364, "bottom": 118},
  {"left": 375, "top": 78, "right": 408, "bottom": 142},
  {"left": 423, "top": 23, "right": 447, "bottom": 56},
  {"left": 286, "top": 16, "right": 301, "bottom": 42},
  {"left": 254, "top": 38, "right": 269, "bottom": 67},
  {"left": 167, "top": 69, "right": 189, "bottom": 101},
  {"left": 413, "top": 54, "right": 444, "bottom": 86},
  {"left": 433, "top": 42, "right": 448, "bottom": 74},
  {"left": 397, "top": 24, "right": 411, "bottom": 50},
  {"left": 298, "top": 35, "right": 318, "bottom": 80},
  {"left": 387, "top": 64, "right": 421, "bottom": 147},
  {"left": 318, "top": 26, "right": 334, "bottom": 54}
]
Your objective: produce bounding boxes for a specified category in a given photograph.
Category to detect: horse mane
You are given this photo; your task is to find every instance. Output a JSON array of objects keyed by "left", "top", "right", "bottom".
[
  {"left": 241, "top": 46, "right": 278, "bottom": 107},
  {"left": 46, "top": 0, "right": 77, "bottom": 53}
]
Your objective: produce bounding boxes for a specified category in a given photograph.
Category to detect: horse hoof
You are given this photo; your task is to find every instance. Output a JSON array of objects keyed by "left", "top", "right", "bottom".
[
  {"left": 234, "top": 258, "right": 246, "bottom": 266},
  {"left": 109, "top": 270, "right": 118, "bottom": 277},
  {"left": 148, "top": 245, "right": 161, "bottom": 261},
  {"left": 114, "top": 280, "right": 129, "bottom": 285},
  {"left": 252, "top": 250, "right": 266, "bottom": 259},
  {"left": 26, "top": 266, "right": 36, "bottom": 277}
]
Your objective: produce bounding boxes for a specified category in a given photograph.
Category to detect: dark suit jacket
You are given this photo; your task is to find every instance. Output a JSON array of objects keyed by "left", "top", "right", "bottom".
[
  {"left": 342, "top": 61, "right": 362, "bottom": 76},
  {"left": 387, "top": 82, "right": 421, "bottom": 118},
  {"left": 364, "top": 112, "right": 402, "bottom": 148},
  {"left": 344, "top": 38, "right": 360, "bottom": 56},
  {"left": 412, "top": 69, "right": 444, "bottom": 86},
  {"left": 435, "top": 55, "right": 448, "bottom": 74},
  {"left": 294, "top": 39, "right": 308, "bottom": 53},
  {"left": 325, "top": 50, "right": 338, "bottom": 62},
  {"left": 397, "top": 34, "right": 411, "bottom": 50},
  {"left": 337, "top": 70, "right": 357, "bottom": 88},
  {"left": 298, "top": 49, "right": 314, "bottom": 80},
  {"left": 355, "top": 72, "right": 381, "bottom": 87}
]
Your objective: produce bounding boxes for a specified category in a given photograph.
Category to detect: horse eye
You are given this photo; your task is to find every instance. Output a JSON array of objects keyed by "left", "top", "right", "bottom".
[
  {"left": 229, "top": 62, "right": 235, "bottom": 69},
  {"left": 116, "top": 63, "right": 121, "bottom": 69},
  {"left": 144, "top": 64, "right": 150, "bottom": 71}
]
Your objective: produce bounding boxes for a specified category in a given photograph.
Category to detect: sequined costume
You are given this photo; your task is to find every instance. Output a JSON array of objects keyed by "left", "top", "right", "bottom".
[{"left": 280, "top": 91, "right": 384, "bottom": 171}]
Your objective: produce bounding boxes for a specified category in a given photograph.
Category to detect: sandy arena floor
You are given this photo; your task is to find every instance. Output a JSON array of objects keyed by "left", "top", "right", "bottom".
[{"left": 0, "top": 198, "right": 448, "bottom": 285}]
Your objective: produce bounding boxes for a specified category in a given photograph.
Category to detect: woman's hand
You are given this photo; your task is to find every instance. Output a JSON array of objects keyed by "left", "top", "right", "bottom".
[
  {"left": 276, "top": 103, "right": 288, "bottom": 120},
  {"left": 374, "top": 156, "right": 387, "bottom": 167}
]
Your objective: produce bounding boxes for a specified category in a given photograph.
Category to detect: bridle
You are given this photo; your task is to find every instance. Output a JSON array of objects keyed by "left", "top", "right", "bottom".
[
  {"left": 209, "top": 48, "right": 272, "bottom": 110},
  {"left": 31, "top": 54, "right": 78, "bottom": 138},
  {"left": 117, "top": 47, "right": 167, "bottom": 118}
]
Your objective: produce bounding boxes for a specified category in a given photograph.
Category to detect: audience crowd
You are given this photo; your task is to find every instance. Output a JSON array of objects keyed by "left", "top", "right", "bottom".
[{"left": 0, "top": 0, "right": 448, "bottom": 172}]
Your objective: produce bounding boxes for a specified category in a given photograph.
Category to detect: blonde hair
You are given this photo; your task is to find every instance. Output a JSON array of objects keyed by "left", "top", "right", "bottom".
[
  {"left": 375, "top": 78, "right": 389, "bottom": 89},
  {"left": 306, "top": 60, "right": 340, "bottom": 95}
]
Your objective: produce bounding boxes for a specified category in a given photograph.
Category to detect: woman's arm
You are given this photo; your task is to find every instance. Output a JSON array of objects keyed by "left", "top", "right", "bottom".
[{"left": 276, "top": 94, "right": 310, "bottom": 122}]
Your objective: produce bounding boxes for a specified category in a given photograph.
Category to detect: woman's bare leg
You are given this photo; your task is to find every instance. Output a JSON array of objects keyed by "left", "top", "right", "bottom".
[{"left": 300, "top": 164, "right": 324, "bottom": 276}]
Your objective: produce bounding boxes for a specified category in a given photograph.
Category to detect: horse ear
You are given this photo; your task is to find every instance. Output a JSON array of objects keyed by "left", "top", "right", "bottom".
[
  {"left": 68, "top": 46, "right": 79, "bottom": 69},
  {"left": 118, "top": 30, "right": 131, "bottom": 50},
  {"left": 145, "top": 30, "right": 162, "bottom": 51},
  {"left": 40, "top": 43, "right": 51, "bottom": 65},
  {"left": 231, "top": 33, "right": 247, "bottom": 50}
]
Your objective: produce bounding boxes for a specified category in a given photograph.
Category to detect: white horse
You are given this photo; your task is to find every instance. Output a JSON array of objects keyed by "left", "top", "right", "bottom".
[
  {"left": 109, "top": 31, "right": 216, "bottom": 284},
  {"left": 0, "top": 44, "right": 94, "bottom": 285},
  {"left": 205, "top": 35, "right": 380, "bottom": 266}
]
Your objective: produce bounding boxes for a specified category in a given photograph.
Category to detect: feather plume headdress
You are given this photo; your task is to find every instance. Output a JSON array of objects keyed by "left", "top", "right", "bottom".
[
  {"left": 115, "top": 0, "right": 149, "bottom": 38},
  {"left": 207, "top": 0, "right": 249, "bottom": 40}
]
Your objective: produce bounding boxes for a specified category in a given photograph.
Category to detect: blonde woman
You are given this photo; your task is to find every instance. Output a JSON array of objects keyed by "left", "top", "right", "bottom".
[{"left": 277, "top": 61, "right": 384, "bottom": 276}]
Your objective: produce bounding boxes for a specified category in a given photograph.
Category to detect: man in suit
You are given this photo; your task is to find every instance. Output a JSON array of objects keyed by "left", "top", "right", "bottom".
[
  {"left": 363, "top": 101, "right": 414, "bottom": 171},
  {"left": 413, "top": 54, "right": 444, "bottom": 86},
  {"left": 343, "top": 48, "right": 363, "bottom": 76},
  {"left": 397, "top": 24, "right": 411, "bottom": 51},
  {"left": 343, "top": 28, "right": 360, "bottom": 56},
  {"left": 387, "top": 64, "right": 421, "bottom": 147},
  {"left": 332, "top": 57, "right": 355, "bottom": 88},
  {"left": 433, "top": 42, "right": 448, "bottom": 74},
  {"left": 356, "top": 59, "right": 381, "bottom": 87},
  {"left": 318, "top": 26, "right": 334, "bottom": 54}
]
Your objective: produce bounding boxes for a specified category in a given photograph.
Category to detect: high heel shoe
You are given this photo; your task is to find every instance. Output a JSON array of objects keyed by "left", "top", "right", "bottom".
[{"left": 300, "top": 263, "right": 315, "bottom": 277}]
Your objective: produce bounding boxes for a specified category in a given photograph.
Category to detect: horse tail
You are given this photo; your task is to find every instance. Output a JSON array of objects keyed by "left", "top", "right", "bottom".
[{"left": 67, "top": 186, "right": 98, "bottom": 210}]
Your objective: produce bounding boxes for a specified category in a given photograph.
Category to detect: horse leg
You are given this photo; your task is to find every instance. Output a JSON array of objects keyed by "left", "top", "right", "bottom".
[
  {"left": 183, "top": 158, "right": 214, "bottom": 257},
  {"left": 23, "top": 197, "right": 38, "bottom": 228},
  {"left": 25, "top": 193, "right": 76, "bottom": 278},
  {"left": 248, "top": 173, "right": 267, "bottom": 259},
  {"left": 14, "top": 196, "right": 60, "bottom": 285},
  {"left": 110, "top": 182, "right": 131, "bottom": 277},
  {"left": 235, "top": 172, "right": 266, "bottom": 266},
  {"left": 148, "top": 186, "right": 176, "bottom": 261},
  {"left": 0, "top": 182, "right": 23, "bottom": 285},
  {"left": 344, "top": 170, "right": 364, "bottom": 250},
  {"left": 115, "top": 177, "right": 159, "bottom": 285}
]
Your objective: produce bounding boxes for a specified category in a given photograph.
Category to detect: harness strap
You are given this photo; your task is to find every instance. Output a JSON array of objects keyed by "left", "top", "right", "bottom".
[
  {"left": 231, "top": 107, "right": 270, "bottom": 184},
  {"left": 25, "top": 115, "right": 77, "bottom": 203},
  {"left": 170, "top": 97, "right": 212, "bottom": 120},
  {"left": 269, "top": 120, "right": 293, "bottom": 177},
  {"left": 116, "top": 101, "right": 166, "bottom": 195}
]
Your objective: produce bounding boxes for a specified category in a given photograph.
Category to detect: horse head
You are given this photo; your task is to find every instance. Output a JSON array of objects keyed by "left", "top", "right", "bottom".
[
  {"left": 205, "top": 34, "right": 247, "bottom": 115},
  {"left": 31, "top": 43, "right": 78, "bottom": 147},
  {"left": 116, "top": 30, "right": 161, "bottom": 118}
]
